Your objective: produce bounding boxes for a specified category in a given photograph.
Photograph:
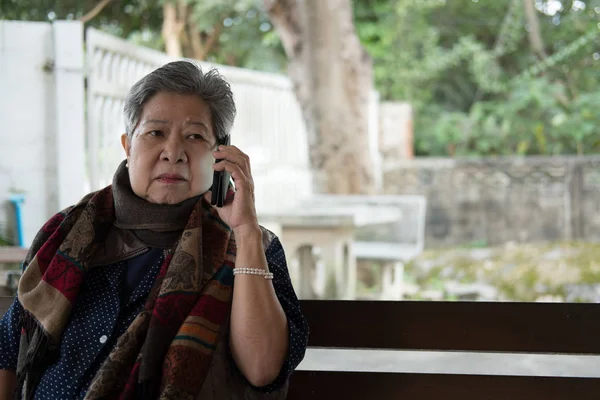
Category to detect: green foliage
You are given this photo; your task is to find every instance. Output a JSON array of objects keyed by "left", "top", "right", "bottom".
[
  {"left": 415, "top": 74, "right": 600, "bottom": 156},
  {"left": 355, "top": 0, "right": 600, "bottom": 157},
  {"left": 184, "top": 0, "right": 286, "bottom": 71},
  {"left": 406, "top": 241, "right": 600, "bottom": 302},
  {"left": 0, "top": 0, "right": 286, "bottom": 72},
  {"left": 0, "top": 0, "right": 164, "bottom": 41}
]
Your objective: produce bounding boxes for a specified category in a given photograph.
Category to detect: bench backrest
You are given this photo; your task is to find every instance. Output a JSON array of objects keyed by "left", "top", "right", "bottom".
[{"left": 288, "top": 300, "right": 600, "bottom": 399}]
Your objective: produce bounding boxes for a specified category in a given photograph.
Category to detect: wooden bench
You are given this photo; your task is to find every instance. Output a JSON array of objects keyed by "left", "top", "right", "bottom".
[
  {"left": 288, "top": 300, "right": 600, "bottom": 399},
  {"left": 2, "top": 297, "right": 599, "bottom": 398}
]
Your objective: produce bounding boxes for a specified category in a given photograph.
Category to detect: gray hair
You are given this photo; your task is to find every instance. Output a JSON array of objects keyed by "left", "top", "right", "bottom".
[{"left": 123, "top": 60, "right": 236, "bottom": 142}]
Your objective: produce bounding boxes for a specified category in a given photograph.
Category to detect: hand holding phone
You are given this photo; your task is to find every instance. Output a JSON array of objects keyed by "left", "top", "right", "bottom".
[{"left": 210, "top": 135, "right": 231, "bottom": 207}]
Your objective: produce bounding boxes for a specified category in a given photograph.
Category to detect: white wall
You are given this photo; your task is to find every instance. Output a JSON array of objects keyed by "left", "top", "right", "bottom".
[
  {"left": 0, "top": 21, "right": 56, "bottom": 246},
  {"left": 0, "top": 21, "right": 86, "bottom": 246}
]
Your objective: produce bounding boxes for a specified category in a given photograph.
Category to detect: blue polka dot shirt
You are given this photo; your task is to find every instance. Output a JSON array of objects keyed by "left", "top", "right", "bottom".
[{"left": 0, "top": 237, "right": 308, "bottom": 398}]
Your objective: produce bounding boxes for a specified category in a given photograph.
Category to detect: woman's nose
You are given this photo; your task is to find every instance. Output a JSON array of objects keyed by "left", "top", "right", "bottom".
[{"left": 161, "top": 136, "right": 188, "bottom": 163}]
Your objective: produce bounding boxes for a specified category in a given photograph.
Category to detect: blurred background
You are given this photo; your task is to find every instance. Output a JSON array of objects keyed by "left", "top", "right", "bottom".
[{"left": 1, "top": 0, "right": 600, "bottom": 304}]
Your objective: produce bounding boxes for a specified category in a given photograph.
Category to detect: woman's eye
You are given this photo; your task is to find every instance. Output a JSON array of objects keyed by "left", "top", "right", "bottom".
[
  {"left": 188, "top": 134, "right": 205, "bottom": 140},
  {"left": 149, "top": 130, "right": 164, "bottom": 137}
]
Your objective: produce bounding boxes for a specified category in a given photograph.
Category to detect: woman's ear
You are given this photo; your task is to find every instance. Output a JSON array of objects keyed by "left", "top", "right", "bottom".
[{"left": 121, "top": 133, "right": 131, "bottom": 156}]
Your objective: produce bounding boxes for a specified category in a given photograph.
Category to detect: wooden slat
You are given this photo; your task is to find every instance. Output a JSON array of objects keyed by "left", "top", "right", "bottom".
[
  {"left": 3, "top": 298, "right": 600, "bottom": 354},
  {"left": 3, "top": 298, "right": 600, "bottom": 355},
  {"left": 299, "top": 300, "right": 600, "bottom": 354},
  {"left": 0, "top": 247, "right": 28, "bottom": 263},
  {"left": 288, "top": 371, "right": 600, "bottom": 400}
]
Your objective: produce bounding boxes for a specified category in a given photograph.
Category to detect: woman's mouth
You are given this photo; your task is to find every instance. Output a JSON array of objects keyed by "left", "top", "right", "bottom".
[{"left": 157, "top": 174, "right": 187, "bottom": 184}]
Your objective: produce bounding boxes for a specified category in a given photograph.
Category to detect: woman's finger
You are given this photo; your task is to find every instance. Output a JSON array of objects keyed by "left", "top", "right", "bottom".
[
  {"left": 213, "top": 150, "right": 250, "bottom": 177},
  {"left": 213, "top": 160, "right": 253, "bottom": 192},
  {"left": 215, "top": 145, "right": 252, "bottom": 176}
]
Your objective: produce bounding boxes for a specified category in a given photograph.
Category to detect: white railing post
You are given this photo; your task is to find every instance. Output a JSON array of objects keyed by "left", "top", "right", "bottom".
[{"left": 53, "top": 21, "right": 86, "bottom": 208}]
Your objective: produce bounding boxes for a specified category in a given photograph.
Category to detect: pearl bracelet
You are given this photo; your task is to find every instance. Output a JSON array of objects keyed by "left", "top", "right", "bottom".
[{"left": 233, "top": 267, "right": 274, "bottom": 280}]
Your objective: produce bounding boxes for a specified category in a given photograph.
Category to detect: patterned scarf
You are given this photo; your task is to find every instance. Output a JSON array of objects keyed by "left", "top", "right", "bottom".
[{"left": 15, "top": 181, "right": 236, "bottom": 399}]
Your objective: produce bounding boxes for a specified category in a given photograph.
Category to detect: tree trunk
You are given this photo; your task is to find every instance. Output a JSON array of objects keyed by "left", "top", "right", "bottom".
[
  {"left": 266, "top": 0, "right": 376, "bottom": 194},
  {"left": 162, "top": 1, "right": 186, "bottom": 58}
]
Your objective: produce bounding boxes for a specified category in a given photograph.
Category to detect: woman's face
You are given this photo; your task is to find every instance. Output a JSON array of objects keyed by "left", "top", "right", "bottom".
[{"left": 121, "top": 92, "right": 216, "bottom": 205}]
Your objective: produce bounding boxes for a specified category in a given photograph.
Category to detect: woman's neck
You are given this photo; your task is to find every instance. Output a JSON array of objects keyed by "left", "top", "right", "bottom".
[{"left": 112, "top": 160, "right": 200, "bottom": 248}]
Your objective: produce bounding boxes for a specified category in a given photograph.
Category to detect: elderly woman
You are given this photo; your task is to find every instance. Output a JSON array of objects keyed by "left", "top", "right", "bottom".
[{"left": 0, "top": 60, "right": 309, "bottom": 399}]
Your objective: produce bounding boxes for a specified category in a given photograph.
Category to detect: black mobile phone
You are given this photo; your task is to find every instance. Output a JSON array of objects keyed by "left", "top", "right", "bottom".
[{"left": 210, "top": 135, "right": 231, "bottom": 207}]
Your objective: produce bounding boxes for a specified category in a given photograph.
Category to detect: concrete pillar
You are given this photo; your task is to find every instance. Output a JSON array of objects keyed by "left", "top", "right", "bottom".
[
  {"left": 297, "top": 245, "right": 316, "bottom": 299},
  {"left": 53, "top": 21, "right": 86, "bottom": 210}
]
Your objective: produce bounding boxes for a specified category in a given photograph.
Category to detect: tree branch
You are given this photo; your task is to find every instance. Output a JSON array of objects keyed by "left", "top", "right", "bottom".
[
  {"left": 177, "top": 0, "right": 188, "bottom": 25},
  {"left": 523, "top": 0, "right": 573, "bottom": 104},
  {"left": 189, "top": 16, "right": 226, "bottom": 60},
  {"left": 202, "top": 20, "right": 224, "bottom": 59},
  {"left": 188, "top": 23, "right": 204, "bottom": 59},
  {"left": 523, "top": 0, "right": 548, "bottom": 60},
  {"left": 80, "top": 0, "right": 112, "bottom": 23},
  {"left": 264, "top": 0, "right": 302, "bottom": 58},
  {"left": 181, "top": 19, "right": 192, "bottom": 58}
]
